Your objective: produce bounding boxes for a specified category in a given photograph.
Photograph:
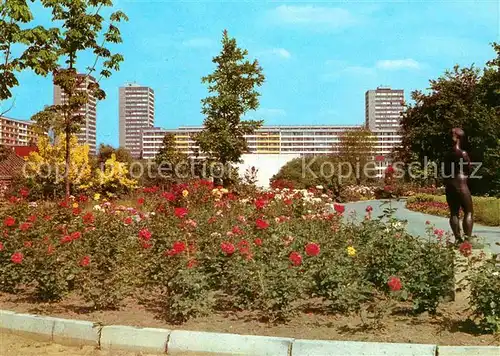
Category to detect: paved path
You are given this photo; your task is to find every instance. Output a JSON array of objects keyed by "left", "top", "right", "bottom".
[
  {"left": 0, "top": 333, "right": 211, "bottom": 356},
  {"left": 343, "top": 199, "right": 500, "bottom": 254},
  {"left": 0, "top": 333, "right": 155, "bottom": 356}
]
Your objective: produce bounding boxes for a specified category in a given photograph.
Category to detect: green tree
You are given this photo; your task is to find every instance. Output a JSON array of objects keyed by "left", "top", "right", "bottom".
[
  {"left": 398, "top": 43, "right": 500, "bottom": 195},
  {"left": 31, "top": 0, "right": 128, "bottom": 198},
  {"left": 154, "top": 133, "right": 188, "bottom": 183},
  {"left": 333, "top": 128, "right": 377, "bottom": 185},
  {"left": 195, "top": 30, "right": 265, "bottom": 185},
  {"left": 0, "top": 0, "right": 59, "bottom": 111},
  {"left": 97, "top": 144, "right": 132, "bottom": 165}
]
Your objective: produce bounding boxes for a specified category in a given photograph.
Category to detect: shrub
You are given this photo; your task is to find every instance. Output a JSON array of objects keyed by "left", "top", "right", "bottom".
[
  {"left": 163, "top": 267, "right": 214, "bottom": 324},
  {"left": 270, "top": 156, "right": 355, "bottom": 191},
  {"left": 76, "top": 212, "right": 141, "bottom": 309},
  {"left": 469, "top": 258, "right": 500, "bottom": 333},
  {"left": 0, "top": 180, "right": 459, "bottom": 325}
]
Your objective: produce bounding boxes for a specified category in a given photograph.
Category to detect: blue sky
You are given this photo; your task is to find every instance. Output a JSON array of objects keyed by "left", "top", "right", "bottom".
[{"left": 4, "top": 0, "right": 499, "bottom": 147}]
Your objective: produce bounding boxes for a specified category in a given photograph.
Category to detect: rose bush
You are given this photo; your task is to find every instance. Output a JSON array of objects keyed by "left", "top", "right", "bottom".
[
  {"left": 467, "top": 256, "right": 500, "bottom": 333},
  {"left": 0, "top": 182, "right": 467, "bottom": 325}
]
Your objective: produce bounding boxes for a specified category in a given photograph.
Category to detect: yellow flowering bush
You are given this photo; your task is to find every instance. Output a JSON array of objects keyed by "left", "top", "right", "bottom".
[
  {"left": 24, "top": 135, "right": 92, "bottom": 196},
  {"left": 84, "top": 153, "right": 137, "bottom": 196}
]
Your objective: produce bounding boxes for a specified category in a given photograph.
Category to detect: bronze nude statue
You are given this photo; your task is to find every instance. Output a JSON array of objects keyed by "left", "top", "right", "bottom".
[{"left": 443, "top": 128, "right": 473, "bottom": 243}]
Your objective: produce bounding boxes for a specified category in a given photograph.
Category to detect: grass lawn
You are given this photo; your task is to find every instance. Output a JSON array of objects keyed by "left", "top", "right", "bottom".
[{"left": 406, "top": 194, "right": 500, "bottom": 227}]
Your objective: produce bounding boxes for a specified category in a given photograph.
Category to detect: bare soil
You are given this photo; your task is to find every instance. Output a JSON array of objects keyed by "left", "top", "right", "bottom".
[
  {"left": 0, "top": 333, "right": 155, "bottom": 356},
  {"left": 0, "top": 333, "right": 212, "bottom": 356},
  {"left": 0, "top": 291, "right": 498, "bottom": 347}
]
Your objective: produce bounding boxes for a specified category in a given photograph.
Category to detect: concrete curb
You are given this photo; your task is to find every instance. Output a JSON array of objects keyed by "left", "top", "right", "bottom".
[
  {"left": 100, "top": 325, "right": 171, "bottom": 353},
  {"left": 437, "top": 346, "right": 500, "bottom": 356},
  {"left": 167, "top": 330, "right": 293, "bottom": 355},
  {"left": 291, "top": 339, "right": 436, "bottom": 356},
  {"left": 1, "top": 309, "right": 499, "bottom": 356}
]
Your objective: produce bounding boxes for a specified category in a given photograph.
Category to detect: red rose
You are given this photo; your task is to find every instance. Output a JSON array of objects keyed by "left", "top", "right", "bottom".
[
  {"left": 72, "top": 208, "right": 81, "bottom": 216},
  {"left": 19, "top": 222, "right": 32, "bottom": 231},
  {"left": 124, "top": 216, "right": 133, "bottom": 225},
  {"left": 11, "top": 252, "right": 23, "bottom": 264},
  {"left": 255, "top": 218, "right": 269, "bottom": 230},
  {"left": 138, "top": 228, "right": 152, "bottom": 241},
  {"left": 238, "top": 239, "right": 250, "bottom": 250},
  {"left": 162, "top": 192, "right": 176, "bottom": 201},
  {"left": 78, "top": 194, "right": 88, "bottom": 202},
  {"left": 385, "top": 165, "right": 395, "bottom": 175},
  {"left": 284, "top": 198, "right": 292, "bottom": 206},
  {"left": 365, "top": 206, "right": 373, "bottom": 213},
  {"left": 71, "top": 231, "right": 81, "bottom": 240},
  {"left": 459, "top": 241, "right": 472, "bottom": 257},
  {"left": 387, "top": 276, "right": 402, "bottom": 291},
  {"left": 434, "top": 229, "right": 444, "bottom": 238},
  {"left": 305, "top": 242, "right": 320, "bottom": 257},
  {"left": 425, "top": 220, "right": 431, "bottom": 225},
  {"left": 20, "top": 187, "right": 29, "bottom": 198},
  {"left": 60, "top": 235, "right": 72, "bottom": 244},
  {"left": 28, "top": 215, "right": 37, "bottom": 223},
  {"left": 254, "top": 238, "right": 263, "bottom": 246},
  {"left": 231, "top": 226, "right": 244, "bottom": 235},
  {"left": 334, "top": 204, "right": 345, "bottom": 214},
  {"left": 59, "top": 200, "right": 69, "bottom": 208},
  {"left": 44, "top": 215, "right": 52, "bottom": 221},
  {"left": 23, "top": 241, "right": 32, "bottom": 248},
  {"left": 3, "top": 216, "right": 15, "bottom": 227},
  {"left": 83, "top": 212, "right": 95, "bottom": 225},
  {"left": 254, "top": 198, "right": 267, "bottom": 210},
  {"left": 9, "top": 196, "right": 18, "bottom": 204},
  {"left": 289, "top": 251, "right": 302, "bottom": 266},
  {"left": 0, "top": 242, "right": 3, "bottom": 251},
  {"left": 174, "top": 207, "right": 188, "bottom": 219},
  {"left": 137, "top": 197, "right": 145, "bottom": 205},
  {"left": 208, "top": 216, "right": 217, "bottom": 224},
  {"left": 221, "top": 242, "right": 235, "bottom": 255},
  {"left": 172, "top": 241, "right": 186, "bottom": 255},
  {"left": 80, "top": 255, "right": 90, "bottom": 267}
]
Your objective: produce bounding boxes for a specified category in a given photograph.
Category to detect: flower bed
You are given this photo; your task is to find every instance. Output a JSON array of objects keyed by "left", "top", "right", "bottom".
[
  {"left": 406, "top": 194, "right": 500, "bottom": 227},
  {"left": 0, "top": 182, "right": 498, "bottom": 335}
]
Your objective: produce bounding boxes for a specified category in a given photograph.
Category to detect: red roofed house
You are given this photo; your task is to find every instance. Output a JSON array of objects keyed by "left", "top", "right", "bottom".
[{"left": 0, "top": 146, "right": 38, "bottom": 197}]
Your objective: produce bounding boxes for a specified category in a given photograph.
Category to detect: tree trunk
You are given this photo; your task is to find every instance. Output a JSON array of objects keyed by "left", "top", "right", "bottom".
[{"left": 65, "top": 127, "right": 71, "bottom": 198}]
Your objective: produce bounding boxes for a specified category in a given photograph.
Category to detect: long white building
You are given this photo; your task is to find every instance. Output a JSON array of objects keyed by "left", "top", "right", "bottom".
[{"left": 139, "top": 125, "right": 401, "bottom": 175}]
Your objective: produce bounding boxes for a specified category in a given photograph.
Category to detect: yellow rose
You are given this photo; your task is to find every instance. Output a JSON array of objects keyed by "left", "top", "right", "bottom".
[
  {"left": 347, "top": 246, "right": 356, "bottom": 257},
  {"left": 72, "top": 202, "right": 79, "bottom": 208},
  {"left": 182, "top": 190, "right": 189, "bottom": 198},
  {"left": 93, "top": 193, "right": 101, "bottom": 201}
]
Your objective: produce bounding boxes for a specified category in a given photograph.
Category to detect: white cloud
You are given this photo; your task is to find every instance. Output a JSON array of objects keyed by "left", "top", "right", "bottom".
[
  {"left": 181, "top": 37, "right": 215, "bottom": 48},
  {"left": 322, "top": 58, "right": 421, "bottom": 81},
  {"left": 258, "top": 48, "right": 291, "bottom": 60},
  {"left": 270, "top": 48, "right": 291, "bottom": 59},
  {"left": 268, "top": 5, "right": 356, "bottom": 29},
  {"left": 376, "top": 59, "right": 421, "bottom": 70}
]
